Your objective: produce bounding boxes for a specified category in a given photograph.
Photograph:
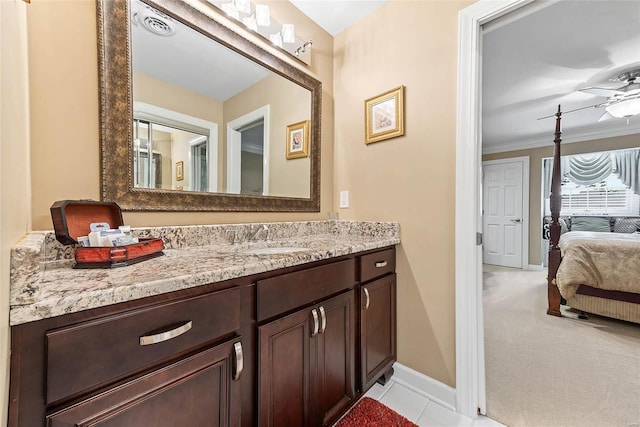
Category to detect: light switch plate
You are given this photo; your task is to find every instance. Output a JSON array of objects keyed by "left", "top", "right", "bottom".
[{"left": 339, "top": 191, "right": 349, "bottom": 208}]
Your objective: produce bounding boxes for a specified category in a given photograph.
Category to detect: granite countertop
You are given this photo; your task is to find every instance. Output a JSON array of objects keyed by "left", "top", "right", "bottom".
[{"left": 10, "top": 220, "right": 400, "bottom": 325}]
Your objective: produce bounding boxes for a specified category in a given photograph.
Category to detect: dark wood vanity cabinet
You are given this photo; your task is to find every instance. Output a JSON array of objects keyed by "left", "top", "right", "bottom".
[
  {"left": 9, "top": 247, "right": 397, "bottom": 427},
  {"left": 46, "top": 337, "right": 242, "bottom": 427},
  {"left": 256, "top": 259, "right": 356, "bottom": 427},
  {"left": 358, "top": 248, "right": 397, "bottom": 390},
  {"left": 9, "top": 284, "right": 245, "bottom": 427},
  {"left": 258, "top": 290, "right": 355, "bottom": 427}
]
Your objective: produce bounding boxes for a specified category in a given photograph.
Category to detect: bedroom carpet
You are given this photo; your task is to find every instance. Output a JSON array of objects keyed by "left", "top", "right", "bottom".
[{"left": 483, "top": 265, "right": 640, "bottom": 427}]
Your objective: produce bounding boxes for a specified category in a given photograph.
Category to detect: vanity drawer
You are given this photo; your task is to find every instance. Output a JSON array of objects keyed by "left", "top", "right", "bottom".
[
  {"left": 46, "top": 286, "right": 240, "bottom": 404},
  {"left": 359, "top": 247, "right": 395, "bottom": 283},
  {"left": 257, "top": 259, "right": 356, "bottom": 322}
]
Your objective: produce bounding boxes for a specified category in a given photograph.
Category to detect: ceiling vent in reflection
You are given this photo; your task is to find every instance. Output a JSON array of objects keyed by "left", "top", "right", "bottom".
[{"left": 133, "top": 6, "right": 176, "bottom": 37}]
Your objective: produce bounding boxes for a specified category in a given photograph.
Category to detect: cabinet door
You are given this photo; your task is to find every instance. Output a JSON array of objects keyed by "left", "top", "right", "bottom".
[
  {"left": 258, "top": 308, "right": 312, "bottom": 427},
  {"left": 47, "top": 338, "right": 242, "bottom": 427},
  {"left": 314, "top": 291, "right": 355, "bottom": 427},
  {"left": 360, "top": 274, "right": 396, "bottom": 391}
]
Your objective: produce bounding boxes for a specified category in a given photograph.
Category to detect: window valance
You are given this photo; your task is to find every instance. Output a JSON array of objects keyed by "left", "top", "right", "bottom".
[
  {"left": 613, "top": 149, "right": 640, "bottom": 196},
  {"left": 543, "top": 148, "right": 640, "bottom": 198}
]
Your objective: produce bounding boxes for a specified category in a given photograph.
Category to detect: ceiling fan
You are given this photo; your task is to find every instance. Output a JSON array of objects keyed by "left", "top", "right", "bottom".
[{"left": 579, "top": 68, "right": 640, "bottom": 120}]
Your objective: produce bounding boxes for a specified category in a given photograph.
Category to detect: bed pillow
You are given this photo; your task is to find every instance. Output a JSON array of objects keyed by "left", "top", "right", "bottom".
[
  {"left": 559, "top": 218, "right": 569, "bottom": 234},
  {"left": 570, "top": 216, "right": 611, "bottom": 232},
  {"left": 614, "top": 218, "right": 640, "bottom": 233}
]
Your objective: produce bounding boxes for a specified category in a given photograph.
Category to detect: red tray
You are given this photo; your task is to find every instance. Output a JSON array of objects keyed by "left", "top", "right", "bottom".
[{"left": 50, "top": 200, "right": 164, "bottom": 268}]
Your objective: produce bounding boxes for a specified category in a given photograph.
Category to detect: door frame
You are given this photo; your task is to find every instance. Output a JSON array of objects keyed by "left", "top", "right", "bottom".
[
  {"left": 133, "top": 101, "right": 218, "bottom": 192},
  {"left": 226, "top": 105, "right": 270, "bottom": 195},
  {"left": 482, "top": 156, "right": 530, "bottom": 270},
  {"left": 455, "top": 0, "right": 537, "bottom": 418}
]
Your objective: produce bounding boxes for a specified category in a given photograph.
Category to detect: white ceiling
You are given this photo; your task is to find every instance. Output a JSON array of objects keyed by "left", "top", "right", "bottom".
[
  {"left": 131, "top": 0, "right": 269, "bottom": 101},
  {"left": 482, "top": 0, "right": 640, "bottom": 154},
  {"left": 289, "top": 0, "right": 387, "bottom": 36}
]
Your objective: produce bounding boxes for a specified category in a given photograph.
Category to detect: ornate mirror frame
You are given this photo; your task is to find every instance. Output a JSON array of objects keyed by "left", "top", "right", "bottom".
[{"left": 97, "top": 0, "right": 321, "bottom": 211}]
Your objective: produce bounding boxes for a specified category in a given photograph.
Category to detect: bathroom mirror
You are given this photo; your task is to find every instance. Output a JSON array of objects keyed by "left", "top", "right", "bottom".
[{"left": 98, "top": 0, "right": 321, "bottom": 211}]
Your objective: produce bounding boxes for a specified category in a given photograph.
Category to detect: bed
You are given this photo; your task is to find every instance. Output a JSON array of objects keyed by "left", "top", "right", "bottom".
[{"left": 547, "top": 106, "right": 640, "bottom": 323}]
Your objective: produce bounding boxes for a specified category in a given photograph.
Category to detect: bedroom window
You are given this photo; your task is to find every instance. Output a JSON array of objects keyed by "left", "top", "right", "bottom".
[
  {"left": 543, "top": 149, "right": 640, "bottom": 216},
  {"left": 558, "top": 175, "right": 637, "bottom": 215}
]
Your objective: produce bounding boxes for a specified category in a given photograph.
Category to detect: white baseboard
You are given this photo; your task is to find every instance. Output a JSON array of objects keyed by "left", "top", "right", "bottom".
[
  {"left": 527, "top": 264, "right": 544, "bottom": 271},
  {"left": 391, "top": 362, "right": 456, "bottom": 412}
]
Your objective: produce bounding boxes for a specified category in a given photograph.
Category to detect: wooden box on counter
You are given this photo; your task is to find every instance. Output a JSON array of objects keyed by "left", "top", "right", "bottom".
[{"left": 50, "top": 200, "right": 164, "bottom": 268}]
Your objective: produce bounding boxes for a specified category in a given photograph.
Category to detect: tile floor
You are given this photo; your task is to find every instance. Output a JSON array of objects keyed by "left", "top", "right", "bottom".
[{"left": 364, "top": 378, "right": 505, "bottom": 427}]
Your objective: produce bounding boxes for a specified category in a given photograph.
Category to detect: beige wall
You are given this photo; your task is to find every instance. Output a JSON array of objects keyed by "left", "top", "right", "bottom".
[
  {"left": 483, "top": 133, "right": 640, "bottom": 266},
  {"left": 225, "top": 73, "right": 312, "bottom": 198},
  {"left": 134, "top": 72, "right": 224, "bottom": 124},
  {"left": 334, "top": 0, "right": 474, "bottom": 387},
  {"left": 1, "top": 1, "right": 32, "bottom": 425},
  {"left": 27, "top": 0, "right": 334, "bottom": 230},
  {"left": 16, "top": 0, "right": 483, "bottom": 410}
]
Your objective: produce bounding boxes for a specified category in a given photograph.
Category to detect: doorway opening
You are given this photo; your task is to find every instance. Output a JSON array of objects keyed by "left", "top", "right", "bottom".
[
  {"left": 191, "top": 136, "right": 208, "bottom": 192},
  {"left": 226, "top": 105, "right": 270, "bottom": 195},
  {"left": 239, "top": 120, "right": 265, "bottom": 195},
  {"left": 458, "top": 0, "right": 640, "bottom": 423}
]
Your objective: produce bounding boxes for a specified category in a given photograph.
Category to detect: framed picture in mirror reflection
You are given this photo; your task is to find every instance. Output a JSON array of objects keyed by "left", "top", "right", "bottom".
[
  {"left": 286, "top": 120, "right": 310, "bottom": 159},
  {"left": 176, "top": 161, "right": 184, "bottom": 181}
]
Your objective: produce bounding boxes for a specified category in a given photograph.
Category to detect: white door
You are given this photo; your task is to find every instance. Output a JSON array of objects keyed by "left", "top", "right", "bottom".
[{"left": 482, "top": 159, "right": 526, "bottom": 268}]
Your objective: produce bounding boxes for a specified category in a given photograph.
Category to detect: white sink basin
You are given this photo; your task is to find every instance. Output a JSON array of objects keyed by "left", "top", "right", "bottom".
[{"left": 241, "top": 246, "right": 307, "bottom": 255}]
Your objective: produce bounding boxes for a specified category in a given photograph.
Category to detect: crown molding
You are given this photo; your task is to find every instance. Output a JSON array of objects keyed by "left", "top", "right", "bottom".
[{"left": 483, "top": 122, "right": 640, "bottom": 155}]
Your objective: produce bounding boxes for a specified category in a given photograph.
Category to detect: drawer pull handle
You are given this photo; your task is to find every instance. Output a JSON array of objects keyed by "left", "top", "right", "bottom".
[
  {"left": 375, "top": 261, "right": 388, "bottom": 268},
  {"left": 311, "top": 309, "right": 319, "bottom": 337},
  {"left": 319, "top": 306, "right": 327, "bottom": 334},
  {"left": 139, "top": 321, "right": 192, "bottom": 346},
  {"left": 233, "top": 342, "right": 243, "bottom": 381},
  {"left": 363, "top": 288, "right": 370, "bottom": 310}
]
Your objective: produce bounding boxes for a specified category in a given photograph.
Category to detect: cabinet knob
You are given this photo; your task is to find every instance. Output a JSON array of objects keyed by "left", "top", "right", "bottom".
[
  {"left": 375, "top": 261, "right": 388, "bottom": 268},
  {"left": 233, "top": 341, "right": 243, "bottom": 381},
  {"left": 363, "top": 288, "right": 370, "bottom": 310},
  {"left": 139, "top": 320, "right": 192, "bottom": 346},
  {"left": 311, "top": 309, "right": 319, "bottom": 337}
]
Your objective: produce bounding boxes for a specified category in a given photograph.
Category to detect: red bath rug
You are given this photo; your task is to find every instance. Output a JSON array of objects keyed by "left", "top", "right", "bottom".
[{"left": 335, "top": 397, "right": 419, "bottom": 427}]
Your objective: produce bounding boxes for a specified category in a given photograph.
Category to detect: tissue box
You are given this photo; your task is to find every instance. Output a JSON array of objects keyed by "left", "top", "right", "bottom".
[{"left": 50, "top": 200, "right": 164, "bottom": 268}]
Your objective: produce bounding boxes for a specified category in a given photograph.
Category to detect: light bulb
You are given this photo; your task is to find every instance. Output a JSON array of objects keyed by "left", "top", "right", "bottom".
[
  {"left": 270, "top": 32, "right": 282, "bottom": 48},
  {"left": 255, "top": 4, "right": 270, "bottom": 27},
  {"left": 282, "top": 24, "right": 295, "bottom": 43},
  {"left": 243, "top": 15, "right": 257, "bottom": 31}
]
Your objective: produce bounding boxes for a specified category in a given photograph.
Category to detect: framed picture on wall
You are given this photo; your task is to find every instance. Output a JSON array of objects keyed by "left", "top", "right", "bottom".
[
  {"left": 286, "top": 120, "right": 310, "bottom": 159},
  {"left": 365, "top": 86, "right": 405, "bottom": 144},
  {"left": 176, "top": 161, "right": 184, "bottom": 181}
]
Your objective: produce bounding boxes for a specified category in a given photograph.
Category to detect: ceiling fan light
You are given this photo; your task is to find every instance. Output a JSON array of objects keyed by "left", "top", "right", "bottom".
[{"left": 605, "top": 98, "right": 640, "bottom": 118}]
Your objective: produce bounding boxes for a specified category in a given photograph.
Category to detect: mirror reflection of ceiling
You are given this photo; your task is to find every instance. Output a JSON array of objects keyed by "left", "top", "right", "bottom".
[
  {"left": 131, "top": 0, "right": 269, "bottom": 101},
  {"left": 482, "top": 0, "right": 640, "bottom": 154}
]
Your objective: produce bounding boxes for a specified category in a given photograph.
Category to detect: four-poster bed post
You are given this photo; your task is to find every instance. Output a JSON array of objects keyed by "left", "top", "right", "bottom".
[{"left": 547, "top": 105, "right": 563, "bottom": 317}]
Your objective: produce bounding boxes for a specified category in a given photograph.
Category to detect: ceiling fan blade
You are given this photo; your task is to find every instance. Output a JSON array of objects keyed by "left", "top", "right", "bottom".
[
  {"left": 579, "top": 87, "right": 625, "bottom": 97},
  {"left": 597, "top": 111, "right": 612, "bottom": 122},
  {"left": 536, "top": 103, "right": 601, "bottom": 120}
]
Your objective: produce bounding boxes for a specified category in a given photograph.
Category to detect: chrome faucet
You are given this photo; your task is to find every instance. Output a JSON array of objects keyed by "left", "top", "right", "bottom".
[
  {"left": 247, "top": 224, "right": 270, "bottom": 242},
  {"left": 225, "top": 229, "right": 240, "bottom": 245}
]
